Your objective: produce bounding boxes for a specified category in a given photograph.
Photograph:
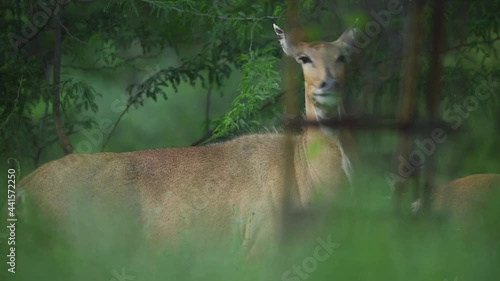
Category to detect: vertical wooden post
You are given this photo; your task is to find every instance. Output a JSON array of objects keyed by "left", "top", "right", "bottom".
[
  {"left": 422, "top": 0, "right": 445, "bottom": 213},
  {"left": 281, "top": 0, "right": 300, "bottom": 249},
  {"left": 394, "top": 0, "right": 426, "bottom": 215}
]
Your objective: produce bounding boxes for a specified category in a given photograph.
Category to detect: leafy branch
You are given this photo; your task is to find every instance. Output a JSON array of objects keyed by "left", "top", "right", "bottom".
[
  {"left": 211, "top": 47, "right": 281, "bottom": 139},
  {"left": 141, "top": 0, "right": 281, "bottom": 21},
  {"left": 101, "top": 53, "right": 235, "bottom": 150}
]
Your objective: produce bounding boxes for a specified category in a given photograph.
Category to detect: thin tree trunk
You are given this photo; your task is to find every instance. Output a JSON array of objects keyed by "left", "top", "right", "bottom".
[
  {"left": 394, "top": 0, "right": 425, "bottom": 215},
  {"left": 422, "top": 0, "right": 445, "bottom": 213},
  {"left": 204, "top": 87, "right": 212, "bottom": 135},
  {"left": 52, "top": 6, "right": 73, "bottom": 154}
]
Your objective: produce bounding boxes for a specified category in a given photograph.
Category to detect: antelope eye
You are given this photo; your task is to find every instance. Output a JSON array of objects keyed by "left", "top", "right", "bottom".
[
  {"left": 297, "top": 55, "right": 313, "bottom": 64},
  {"left": 336, "top": 55, "right": 346, "bottom": 63}
]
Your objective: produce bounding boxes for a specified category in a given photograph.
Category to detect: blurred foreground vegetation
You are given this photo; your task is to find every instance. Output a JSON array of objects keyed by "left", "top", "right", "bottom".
[{"left": 1, "top": 168, "right": 500, "bottom": 281}]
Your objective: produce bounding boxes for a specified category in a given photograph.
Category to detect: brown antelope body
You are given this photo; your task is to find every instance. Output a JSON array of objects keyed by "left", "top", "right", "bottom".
[
  {"left": 434, "top": 173, "right": 500, "bottom": 219},
  {"left": 18, "top": 24, "right": 357, "bottom": 254}
]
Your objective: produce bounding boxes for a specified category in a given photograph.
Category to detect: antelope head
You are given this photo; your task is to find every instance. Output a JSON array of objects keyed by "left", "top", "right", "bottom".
[{"left": 273, "top": 24, "right": 357, "bottom": 130}]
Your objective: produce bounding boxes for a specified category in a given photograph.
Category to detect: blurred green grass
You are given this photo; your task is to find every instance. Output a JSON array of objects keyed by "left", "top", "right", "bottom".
[{"left": 2, "top": 166, "right": 499, "bottom": 281}]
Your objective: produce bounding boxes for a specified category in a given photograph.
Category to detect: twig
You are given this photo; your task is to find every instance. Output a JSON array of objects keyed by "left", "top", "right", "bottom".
[
  {"left": 34, "top": 59, "right": 51, "bottom": 167},
  {"left": 441, "top": 36, "right": 500, "bottom": 53},
  {"left": 142, "top": 0, "right": 279, "bottom": 21},
  {"left": 248, "top": 20, "right": 259, "bottom": 55},
  {"left": 190, "top": 89, "right": 285, "bottom": 146},
  {"left": 102, "top": 54, "right": 236, "bottom": 150},
  {"left": 52, "top": 6, "right": 73, "bottom": 154},
  {"left": 62, "top": 53, "right": 163, "bottom": 71},
  {"left": 358, "top": 36, "right": 500, "bottom": 71},
  {"left": 0, "top": 78, "right": 22, "bottom": 130},
  {"left": 191, "top": 129, "right": 214, "bottom": 146},
  {"left": 11, "top": 3, "right": 57, "bottom": 52},
  {"left": 204, "top": 87, "right": 212, "bottom": 134},
  {"left": 57, "top": 17, "right": 90, "bottom": 46},
  {"left": 31, "top": 129, "right": 78, "bottom": 163},
  {"left": 100, "top": 94, "right": 137, "bottom": 151},
  {"left": 34, "top": 100, "right": 50, "bottom": 167}
]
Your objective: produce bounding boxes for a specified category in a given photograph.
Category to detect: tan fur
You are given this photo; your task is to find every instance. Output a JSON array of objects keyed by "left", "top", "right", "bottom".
[
  {"left": 434, "top": 174, "right": 500, "bottom": 219},
  {"left": 19, "top": 25, "right": 357, "bottom": 254}
]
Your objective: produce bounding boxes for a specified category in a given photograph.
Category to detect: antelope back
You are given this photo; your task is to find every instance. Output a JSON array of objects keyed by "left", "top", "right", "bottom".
[{"left": 434, "top": 173, "right": 500, "bottom": 219}]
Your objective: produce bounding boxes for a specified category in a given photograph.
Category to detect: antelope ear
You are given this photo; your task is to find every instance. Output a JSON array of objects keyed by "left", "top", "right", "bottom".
[
  {"left": 273, "top": 24, "right": 296, "bottom": 56},
  {"left": 337, "top": 28, "right": 357, "bottom": 50}
]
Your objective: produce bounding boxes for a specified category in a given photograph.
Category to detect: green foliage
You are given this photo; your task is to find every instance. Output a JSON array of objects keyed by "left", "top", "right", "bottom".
[
  {"left": 61, "top": 79, "right": 100, "bottom": 114},
  {"left": 0, "top": 0, "right": 499, "bottom": 170},
  {"left": 126, "top": 47, "right": 234, "bottom": 106},
  {"left": 212, "top": 47, "right": 281, "bottom": 138},
  {"left": 0, "top": 0, "right": 285, "bottom": 160}
]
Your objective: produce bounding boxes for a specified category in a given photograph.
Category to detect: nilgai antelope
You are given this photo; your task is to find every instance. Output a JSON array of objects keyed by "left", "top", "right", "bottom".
[
  {"left": 409, "top": 173, "right": 500, "bottom": 221},
  {"left": 17, "top": 24, "right": 356, "bottom": 254},
  {"left": 434, "top": 174, "right": 500, "bottom": 219}
]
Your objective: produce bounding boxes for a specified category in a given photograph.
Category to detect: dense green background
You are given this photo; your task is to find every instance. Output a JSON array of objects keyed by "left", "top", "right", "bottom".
[{"left": 1, "top": 0, "right": 499, "bottom": 280}]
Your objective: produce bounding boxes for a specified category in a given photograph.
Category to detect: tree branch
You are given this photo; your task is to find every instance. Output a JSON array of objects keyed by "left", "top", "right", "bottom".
[
  {"left": 62, "top": 53, "right": 163, "bottom": 72},
  {"left": 34, "top": 58, "right": 51, "bottom": 167},
  {"left": 57, "top": 16, "right": 89, "bottom": 46},
  {"left": 0, "top": 78, "right": 22, "bottom": 131},
  {"left": 30, "top": 128, "right": 78, "bottom": 164},
  {"left": 142, "top": 0, "right": 280, "bottom": 21},
  {"left": 359, "top": 36, "right": 500, "bottom": 71},
  {"left": 441, "top": 35, "right": 500, "bottom": 53},
  {"left": 53, "top": 7, "right": 73, "bottom": 154},
  {"left": 204, "top": 87, "right": 212, "bottom": 134},
  {"left": 190, "top": 90, "right": 285, "bottom": 146},
  {"left": 393, "top": 0, "right": 425, "bottom": 215}
]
